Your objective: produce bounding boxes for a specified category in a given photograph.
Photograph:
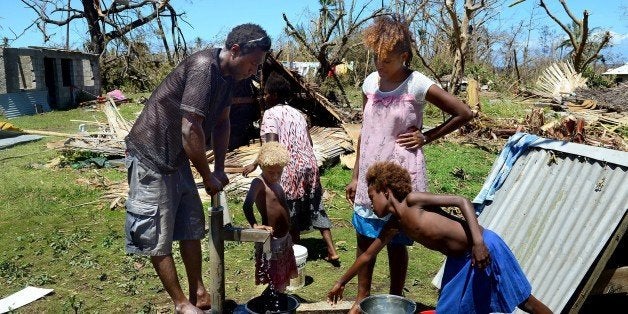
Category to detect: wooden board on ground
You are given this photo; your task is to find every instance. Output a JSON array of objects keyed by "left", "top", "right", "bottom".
[{"left": 339, "top": 123, "right": 360, "bottom": 169}]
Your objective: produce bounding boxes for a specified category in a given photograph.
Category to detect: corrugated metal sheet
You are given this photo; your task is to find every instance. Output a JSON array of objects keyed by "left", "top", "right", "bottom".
[
  {"left": 603, "top": 63, "right": 628, "bottom": 75},
  {"left": 0, "top": 134, "right": 43, "bottom": 149},
  {"left": 477, "top": 138, "right": 628, "bottom": 313},
  {"left": 0, "top": 90, "right": 51, "bottom": 118}
]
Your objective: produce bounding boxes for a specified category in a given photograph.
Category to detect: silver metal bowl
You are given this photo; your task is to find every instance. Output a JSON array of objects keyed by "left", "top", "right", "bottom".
[{"left": 359, "top": 294, "right": 416, "bottom": 314}]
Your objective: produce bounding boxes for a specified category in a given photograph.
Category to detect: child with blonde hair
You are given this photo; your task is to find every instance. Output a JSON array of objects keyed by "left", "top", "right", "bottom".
[{"left": 243, "top": 141, "right": 298, "bottom": 292}]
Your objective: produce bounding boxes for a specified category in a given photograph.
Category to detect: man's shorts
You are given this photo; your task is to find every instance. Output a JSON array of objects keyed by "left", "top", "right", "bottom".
[{"left": 124, "top": 154, "right": 205, "bottom": 256}]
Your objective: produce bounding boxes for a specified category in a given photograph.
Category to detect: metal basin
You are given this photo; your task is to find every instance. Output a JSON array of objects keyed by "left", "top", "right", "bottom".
[{"left": 359, "top": 294, "right": 416, "bottom": 314}]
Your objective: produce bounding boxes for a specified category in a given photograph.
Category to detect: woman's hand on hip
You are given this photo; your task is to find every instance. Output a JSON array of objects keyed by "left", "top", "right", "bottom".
[
  {"left": 396, "top": 126, "right": 426, "bottom": 150},
  {"left": 345, "top": 179, "right": 358, "bottom": 206}
]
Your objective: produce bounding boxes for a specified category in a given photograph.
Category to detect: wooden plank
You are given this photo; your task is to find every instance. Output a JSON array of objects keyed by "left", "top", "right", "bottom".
[
  {"left": 223, "top": 227, "right": 271, "bottom": 244},
  {"left": 590, "top": 266, "right": 628, "bottom": 295},
  {"left": 568, "top": 213, "right": 628, "bottom": 313},
  {"left": 23, "top": 129, "right": 77, "bottom": 137},
  {"left": 467, "top": 78, "right": 480, "bottom": 111}
]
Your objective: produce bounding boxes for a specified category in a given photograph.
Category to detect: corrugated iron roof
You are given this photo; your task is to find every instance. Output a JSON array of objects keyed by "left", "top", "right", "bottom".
[
  {"left": 0, "top": 134, "right": 43, "bottom": 149},
  {"left": 477, "top": 137, "right": 627, "bottom": 313},
  {"left": 0, "top": 91, "right": 51, "bottom": 119},
  {"left": 603, "top": 63, "right": 628, "bottom": 75},
  {"left": 26, "top": 46, "right": 99, "bottom": 57}
]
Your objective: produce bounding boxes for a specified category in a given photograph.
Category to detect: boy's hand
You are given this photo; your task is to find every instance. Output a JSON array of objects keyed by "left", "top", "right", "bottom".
[
  {"left": 471, "top": 242, "right": 490, "bottom": 269},
  {"left": 242, "top": 163, "right": 257, "bottom": 177},
  {"left": 327, "top": 282, "right": 345, "bottom": 304},
  {"left": 253, "top": 224, "right": 273, "bottom": 234}
]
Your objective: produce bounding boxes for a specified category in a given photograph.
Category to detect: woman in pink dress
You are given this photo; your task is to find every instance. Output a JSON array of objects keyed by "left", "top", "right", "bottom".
[
  {"left": 243, "top": 72, "right": 340, "bottom": 264},
  {"left": 344, "top": 15, "right": 473, "bottom": 313}
]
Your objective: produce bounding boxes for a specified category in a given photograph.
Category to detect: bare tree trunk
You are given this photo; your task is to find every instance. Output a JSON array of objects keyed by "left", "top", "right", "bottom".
[
  {"left": 153, "top": 2, "right": 173, "bottom": 65},
  {"left": 535, "top": 0, "right": 611, "bottom": 72},
  {"left": 445, "top": 0, "right": 486, "bottom": 94},
  {"left": 81, "top": 0, "right": 105, "bottom": 53},
  {"left": 513, "top": 49, "right": 521, "bottom": 84}
]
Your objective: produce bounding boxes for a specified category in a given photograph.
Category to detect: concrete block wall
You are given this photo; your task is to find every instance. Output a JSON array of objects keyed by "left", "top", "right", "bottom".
[
  {"left": 1, "top": 48, "right": 47, "bottom": 93},
  {"left": 31, "top": 54, "right": 45, "bottom": 91},
  {"left": 1, "top": 47, "right": 101, "bottom": 110},
  {"left": 77, "top": 57, "right": 101, "bottom": 98}
]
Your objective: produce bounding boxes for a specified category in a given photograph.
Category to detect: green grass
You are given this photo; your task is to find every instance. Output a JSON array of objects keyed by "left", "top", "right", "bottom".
[
  {"left": 0, "top": 99, "right": 501, "bottom": 312},
  {"left": 423, "top": 94, "right": 531, "bottom": 128},
  {"left": 479, "top": 96, "right": 529, "bottom": 119}
]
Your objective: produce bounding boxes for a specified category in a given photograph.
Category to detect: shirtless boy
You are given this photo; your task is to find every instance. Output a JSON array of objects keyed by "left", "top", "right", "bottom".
[{"left": 328, "top": 161, "right": 552, "bottom": 314}]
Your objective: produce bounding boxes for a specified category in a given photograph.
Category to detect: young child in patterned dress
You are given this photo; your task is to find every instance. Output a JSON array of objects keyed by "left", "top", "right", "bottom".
[
  {"left": 330, "top": 161, "right": 552, "bottom": 314},
  {"left": 243, "top": 72, "right": 340, "bottom": 265},
  {"left": 243, "top": 141, "right": 298, "bottom": 292}
]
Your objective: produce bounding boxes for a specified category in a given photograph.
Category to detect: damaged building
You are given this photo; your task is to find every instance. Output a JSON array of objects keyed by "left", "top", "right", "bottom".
[{"left": 0, "top": 47, "right": 101, "bottom": 118}]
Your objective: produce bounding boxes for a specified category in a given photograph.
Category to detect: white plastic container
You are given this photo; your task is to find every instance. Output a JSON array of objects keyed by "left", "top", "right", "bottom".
[{"left": 287, "top": 244, "right": 308, "bottom": 290}]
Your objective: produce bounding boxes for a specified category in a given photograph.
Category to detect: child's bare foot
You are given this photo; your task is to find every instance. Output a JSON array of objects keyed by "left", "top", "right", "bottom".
[
  {"left": 194, "top": 291, "right": 212, "bottom": 310},
  {"left": 175, "top": 302, "right": 205, "bottom": 314},
  {"left": 324, "top": 255, "right": 341, "bottom": 267}
]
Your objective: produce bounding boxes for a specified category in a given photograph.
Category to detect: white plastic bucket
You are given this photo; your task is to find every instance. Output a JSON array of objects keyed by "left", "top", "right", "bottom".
[{"left": 287, "top": 244, "right": 308, "bottom": 290}]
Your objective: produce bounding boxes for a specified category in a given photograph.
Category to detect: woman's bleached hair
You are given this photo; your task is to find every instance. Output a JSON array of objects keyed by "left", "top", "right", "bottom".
[
  {"left": 257, "top": 141, "right": 290, "bottom": 168},
  {"left": 363, "top": 15, "right": 414, "bottom": 62}
]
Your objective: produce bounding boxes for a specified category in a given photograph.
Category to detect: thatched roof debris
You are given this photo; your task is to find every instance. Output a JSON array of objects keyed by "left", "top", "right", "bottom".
[
  {"left": 530, "top": 62, "right": 588, "bottom": 100},
  {"left": 511, "top": 63, "right": 627, "bottom": 150},
  {"left": 204, "top": 126, "right": 353, "bottom": 198},
  {"left": 61, "top": 99, "right": 129, "bottom": 156},
  {"left": 105, "top": 126, "right": 354, "bottom": 209}
]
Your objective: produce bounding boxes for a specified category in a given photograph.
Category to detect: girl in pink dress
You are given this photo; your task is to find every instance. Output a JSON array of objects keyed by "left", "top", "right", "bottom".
[
  {"left": 243, "top": 72, "right": 340, "bottom": 264},
  {"left": 344, "top": 15, "right": 473, "bottom": 313}
]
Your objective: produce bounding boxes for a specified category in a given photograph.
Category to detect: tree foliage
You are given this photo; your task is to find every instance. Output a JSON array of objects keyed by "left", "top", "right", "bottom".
[
  {"left": 282, "top": 0, "right": 385, "bottom": 105},
  {"left": 509, "top": 0, "right": 612, "bottom": 73},
  {"left": 21, "top": 0, "right": 187, "bottom": 56},
  {"left": 20, "top": 0, "right": 188, "bottom": 91}
]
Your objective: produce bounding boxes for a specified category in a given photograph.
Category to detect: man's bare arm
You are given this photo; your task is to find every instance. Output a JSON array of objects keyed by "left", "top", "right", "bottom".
[
  {"left": 212, "top": 106, "right": 231, "bottom": 185},
  {"left": 182, "top": 113, "right": 221, "bottom": 195}
]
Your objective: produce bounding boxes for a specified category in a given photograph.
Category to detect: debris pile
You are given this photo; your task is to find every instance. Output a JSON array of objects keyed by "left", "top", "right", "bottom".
[
  {"left": 461, "top": 105, "right": 626, "bottom": 151},
  {"left": 570, "top": 83, "right": 628, "bottom": 113},
  {"left": 103, "top": 126, "right": 353, "bottom": 209},
  {"left": 61, "top": 98, "right": 130, "bottom": 156},
  {"left": 484, "top": 62, "right": 628, "bottom": 151}
]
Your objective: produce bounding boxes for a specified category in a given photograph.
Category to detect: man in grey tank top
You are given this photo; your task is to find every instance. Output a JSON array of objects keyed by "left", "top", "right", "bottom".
[{"left": 124, "top": 24, "right": 271, "bottom": 313}]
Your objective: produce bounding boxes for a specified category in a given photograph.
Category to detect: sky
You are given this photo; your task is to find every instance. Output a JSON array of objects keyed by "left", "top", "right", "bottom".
[{"left": 0, "top": 0, "right": 626, "bottom": 63}]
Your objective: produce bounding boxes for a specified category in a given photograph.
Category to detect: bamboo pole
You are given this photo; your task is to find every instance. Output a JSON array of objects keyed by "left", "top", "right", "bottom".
[{"left": 22, "top": 129, "right": 77, "bottom": 137}]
